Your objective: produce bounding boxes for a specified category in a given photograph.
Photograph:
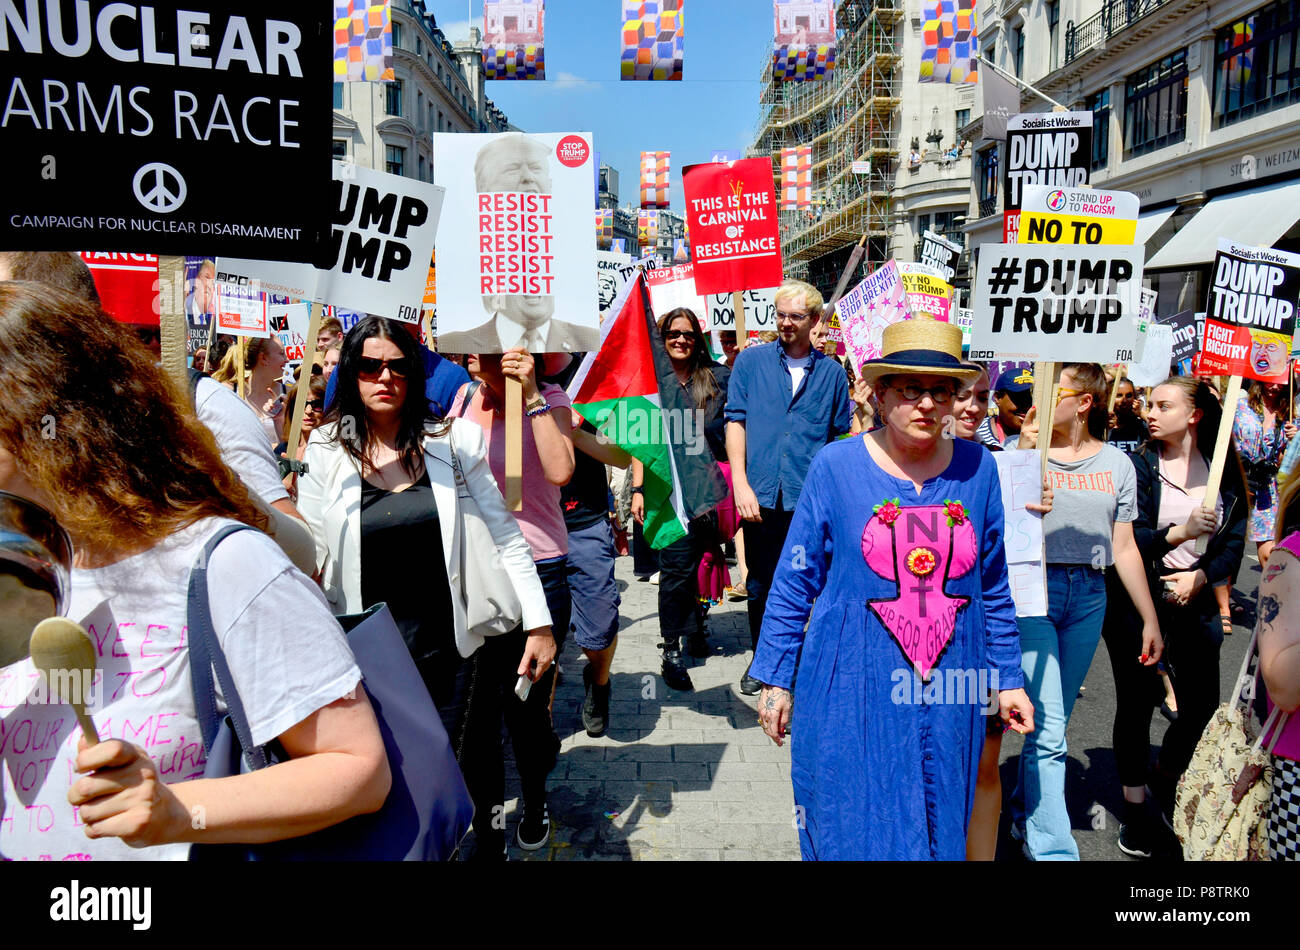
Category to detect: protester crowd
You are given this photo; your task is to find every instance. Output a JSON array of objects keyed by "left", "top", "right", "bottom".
[{"left": 0, "top": 250, "right": 1297, "bottom": 863}]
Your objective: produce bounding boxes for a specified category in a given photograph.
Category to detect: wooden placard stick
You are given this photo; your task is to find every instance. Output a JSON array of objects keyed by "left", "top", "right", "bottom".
[
  {"left": 505, "top": 375, "right": 523, "bottom": 511},
  {"left": 1032, "top": 361, "right": 1060, "bottom": 478},
  {"left": 284, "top": 301, "right": 325, "bottom": 459},
  {"left": 235, "top": 336, "right": 247, "bottom": 400},
  {"left": 158, "top": 255, "right": 188, "bottom": 394},
  {"left": 1107, "top": 365, "right": 1126, "bottom": 413},
  {"left": 732, "top": 290, "right": 747, "bottom": 346},
  {"left": 1195, "top": 374, "right": 1244, "bottom": 557}
]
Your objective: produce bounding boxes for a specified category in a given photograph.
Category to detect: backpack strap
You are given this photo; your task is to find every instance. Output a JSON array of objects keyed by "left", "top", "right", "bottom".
[{"left": 186, "top": 523, "right": 270, "bottom": 769}]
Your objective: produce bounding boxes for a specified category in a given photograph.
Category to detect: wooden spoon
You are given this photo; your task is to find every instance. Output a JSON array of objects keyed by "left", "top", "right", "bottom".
[{"left": 29, "top": 617, "right": 99, "bottom": 744}]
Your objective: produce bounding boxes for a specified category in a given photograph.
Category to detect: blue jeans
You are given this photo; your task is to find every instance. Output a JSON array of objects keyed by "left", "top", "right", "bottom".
[{"left": 1011, "top": 565, "right": 1107, "bottom": 861}]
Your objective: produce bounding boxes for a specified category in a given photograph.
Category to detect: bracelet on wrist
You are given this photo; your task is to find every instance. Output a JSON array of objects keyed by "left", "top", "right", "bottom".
[
  {"left": 631, "top": 486, "right": 644, "bottom": 495},
  {"left": 526, "top": 402, "right": 552, "bottom": 419}
]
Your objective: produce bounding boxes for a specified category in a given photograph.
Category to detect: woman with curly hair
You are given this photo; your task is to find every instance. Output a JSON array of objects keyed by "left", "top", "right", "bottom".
[{"left": 0, "top": 282, "right": 390, "bottom": 860}]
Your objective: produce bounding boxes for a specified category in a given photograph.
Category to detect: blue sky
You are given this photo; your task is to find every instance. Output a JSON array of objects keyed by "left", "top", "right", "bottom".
[{"left": 426, "top": 0, "right": 774, "bottom": 213}]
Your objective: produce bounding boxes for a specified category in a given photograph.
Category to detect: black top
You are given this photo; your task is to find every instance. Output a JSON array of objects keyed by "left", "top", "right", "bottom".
[
  {"left": 689, "top": 363, "right": 730, "bottom": 463},
  {"left": 1106, "top": 415, "right": 1149, "bottom": 455},
  {"left": 360, "top": 469, "right": 454, "bottom": 660},
  {"left": 562, "top": 419, "right": 612, "bottom": 531}
]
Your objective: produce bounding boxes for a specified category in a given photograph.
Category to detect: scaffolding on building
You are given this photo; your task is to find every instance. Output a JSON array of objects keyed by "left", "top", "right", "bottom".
[{"left": 752, "top": 0, "right": 904, "bottom": 282}]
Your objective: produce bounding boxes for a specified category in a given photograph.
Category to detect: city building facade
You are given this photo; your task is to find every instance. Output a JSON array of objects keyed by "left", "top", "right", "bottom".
[
  {"left": 751, "top": 1, "right": 977, "bottom": 297},
  {"left": 332, "top": 0, "right": 512, "bottom": 182},
  {"left": 965, "top": 0, "right": 1300, "bottom": 316}
]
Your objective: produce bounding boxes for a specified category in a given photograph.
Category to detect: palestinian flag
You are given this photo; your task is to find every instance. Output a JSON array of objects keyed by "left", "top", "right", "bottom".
[{"left": 567, "top": 271, "right": 728, "bottom": 548}]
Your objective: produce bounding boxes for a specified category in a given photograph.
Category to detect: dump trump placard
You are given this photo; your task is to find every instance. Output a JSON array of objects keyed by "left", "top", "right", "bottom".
[
  {"left": 1003, "top": 112, "right": 1092, "bottom": 244},
  {"left": 434, "top": 131, "right": 597, "bottom": 354},
  {"left": 919, "top": 230, "right": 962, "bottom": 282},
  {"left": 218, "top": 161, "right": 443, "bottom": 325},
  {"left": 970, "top": 244, "right": 1143, "bottom": 363},
  {"left": 1198, "top": 239, "right": 1300, "bottom": 383}
]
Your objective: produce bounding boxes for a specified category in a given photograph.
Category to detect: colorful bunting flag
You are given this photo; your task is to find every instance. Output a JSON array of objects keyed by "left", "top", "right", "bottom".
[
  {"left": 334, "top": 1, "right": 394, "bottom": 82},
  {"left": 638, "top": 209, "right": 659, "bottom": 247},
  {"left": 773, "top": 0, "right": 836, "bottom": 81},
  {"left": 621, "top": 0, "right": 684, "bottom": 81},
  {"left": 920, "top": 0, "right": 978, "bottom": 83},
  {"left": 779, "top": 145, "right": 812, "bottom": 209},
  {"left": 640, "top": 151, "right": 670, "bottom": 208},
  {"left": 483, "top": 0, "right": 546, "bottom": 79},
  {"left": 597, "top": 210, "right": 614, "bottom": 249}
]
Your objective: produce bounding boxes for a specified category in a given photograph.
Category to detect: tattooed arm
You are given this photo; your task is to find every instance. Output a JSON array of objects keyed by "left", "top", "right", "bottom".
[
  {"left": 758, "top": 686, "right": 794, "bottom": 747},
  {"left": 1259, "top": 549, "right": 1300, "bottom": 711}
]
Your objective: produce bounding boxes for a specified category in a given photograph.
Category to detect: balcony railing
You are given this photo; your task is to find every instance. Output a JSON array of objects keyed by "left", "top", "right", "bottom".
[
  {"left": 1065, "top": 0, "right": 1173, "bottom": 65},
  {"left": 978, "top": 196, "right": 999, "bottom": 219}
]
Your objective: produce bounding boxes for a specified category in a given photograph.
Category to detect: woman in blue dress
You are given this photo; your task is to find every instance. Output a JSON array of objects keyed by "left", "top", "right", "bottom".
[{"left": 751, "top": 319, "right": 1034, "bottom": 860}]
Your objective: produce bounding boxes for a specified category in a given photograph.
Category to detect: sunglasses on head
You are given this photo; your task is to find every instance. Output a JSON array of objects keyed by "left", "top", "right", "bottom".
[{"left": 356, "top": 356, "right": 412, "bottom": 379}]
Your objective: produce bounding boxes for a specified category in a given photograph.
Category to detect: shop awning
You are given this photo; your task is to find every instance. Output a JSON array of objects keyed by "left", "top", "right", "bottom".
[
  {"left": 1144, "top": 180, "right": 1300, "bottom": 270},
  {"left": 1134, "top": 207, "right": 1175, "bottom": 248}
]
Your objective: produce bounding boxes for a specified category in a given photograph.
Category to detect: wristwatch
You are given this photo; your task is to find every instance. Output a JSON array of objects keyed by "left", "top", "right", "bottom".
[{"left": 631, "top": 486, "right": 644, "bottom": 495}]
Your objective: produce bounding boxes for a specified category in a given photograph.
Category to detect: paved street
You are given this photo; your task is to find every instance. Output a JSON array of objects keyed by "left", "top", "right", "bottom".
[{"left": 471, "top": 548, "right": 1263, "bottom": 861}]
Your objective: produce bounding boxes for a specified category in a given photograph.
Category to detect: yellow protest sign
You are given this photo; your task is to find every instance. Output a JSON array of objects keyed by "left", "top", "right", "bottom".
[{"left": 1018, "top": 185, "right": 1139, "bottom": 246}]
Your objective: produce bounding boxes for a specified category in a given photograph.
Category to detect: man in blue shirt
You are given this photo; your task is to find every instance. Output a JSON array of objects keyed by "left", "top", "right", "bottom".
[{"left": 726, "top": 279, "right": 851, "bottom": 694}]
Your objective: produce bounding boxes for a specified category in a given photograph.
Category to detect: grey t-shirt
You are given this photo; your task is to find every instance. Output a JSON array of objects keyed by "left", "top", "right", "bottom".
[{"left": 1042, "top": 443, "right": 1137, "bottom": 566}]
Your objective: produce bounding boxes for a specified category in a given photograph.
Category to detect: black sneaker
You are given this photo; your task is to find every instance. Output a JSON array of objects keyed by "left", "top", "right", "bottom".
[
  {"left": 516, "top": 802, "right": 550, "bottom": 852},
  {"left": 582, "top": 666, "right": 610, "bottom": 737},
  {"left": 1118, "top": 822, "right": 1153, "bottom": 858},
  {"left": 660, "top": 645, "right": 694, "bottom": 691}
]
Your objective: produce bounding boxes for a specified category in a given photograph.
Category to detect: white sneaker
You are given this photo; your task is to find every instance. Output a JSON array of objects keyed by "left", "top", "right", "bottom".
[{"left": 650, "top": 571, "right": 661, "bottom": 585}]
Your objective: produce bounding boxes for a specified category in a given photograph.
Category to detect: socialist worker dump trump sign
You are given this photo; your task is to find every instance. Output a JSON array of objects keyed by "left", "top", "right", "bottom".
[
  {"left": 1197, "top": 239, "right": 1300, "bottom": 383},
  {"left": 0, "top": 2, "right": 333, "bottom": 261}
]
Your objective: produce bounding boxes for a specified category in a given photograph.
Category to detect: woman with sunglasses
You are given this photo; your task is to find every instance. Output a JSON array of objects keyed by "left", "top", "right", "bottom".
[
  {"left": 1009, "top": 363, "right": 1162, "bottom": 860},
  {"left": 751, "top": 320, "right": 1033, "bottom": 860},
  {"left": 298, "top": 318, "right": 555, "bottom": 855},
  {"left": 0, "top": 283, "right": 390, "bottom": 859},
  {"left": 631, "top": 309, "right": 731, "bottom": 692},
  {"left": 450, "top": 346, "right": 574, "bottom": 855}
]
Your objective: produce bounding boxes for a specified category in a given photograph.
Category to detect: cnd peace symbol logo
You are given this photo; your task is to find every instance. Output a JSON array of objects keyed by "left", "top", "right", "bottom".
[{"left": 132, "top": 162, "right": 188, "bottom": 214}]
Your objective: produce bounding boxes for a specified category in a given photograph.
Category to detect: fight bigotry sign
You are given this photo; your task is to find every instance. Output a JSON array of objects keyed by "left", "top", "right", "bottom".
[
  {"left": 970, "top": 243, "right": 1143, "bottom": 363},
  {"left": 1003, "top": 112, "right": 1092, "bottom": 244},
  {"left": 1197, "top": 239, "right": 1300, "bottom": 383},
  {"left": 0, "top": 2, "right": 333, "bottom": 261},
  {"left": 682, "top": 158, "right": 782, "bottom": 295}
]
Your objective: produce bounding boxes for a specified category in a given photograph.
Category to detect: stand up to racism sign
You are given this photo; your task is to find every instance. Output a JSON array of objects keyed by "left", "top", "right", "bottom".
[{"left": 0, "top": 2, "right": 333, "bottom": 262}]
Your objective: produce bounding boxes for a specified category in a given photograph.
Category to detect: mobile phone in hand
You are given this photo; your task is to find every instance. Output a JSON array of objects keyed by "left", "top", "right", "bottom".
[{"left": 514, "top": 673, "right": 532, "bottom": 702}]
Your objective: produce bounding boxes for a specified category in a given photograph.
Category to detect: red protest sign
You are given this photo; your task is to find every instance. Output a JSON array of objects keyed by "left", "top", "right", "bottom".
[
  {"left": 80, "top": 252, "right": 159, "bottom": 326},
  {"left": 682, "top": 159, "right": 782, "bottom": 295}
]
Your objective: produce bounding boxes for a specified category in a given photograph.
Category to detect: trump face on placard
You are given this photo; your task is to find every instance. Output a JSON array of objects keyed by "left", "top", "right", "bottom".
[{"left": 439, "top": 132, "right": 596, "bottom": 354}]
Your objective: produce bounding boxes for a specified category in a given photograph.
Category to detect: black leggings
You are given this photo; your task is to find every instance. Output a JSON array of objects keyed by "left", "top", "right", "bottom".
[
  {"left": 657, "top": 513, "right": 720, "bottom": 647},
  {"left": 1103, "top": 584, "right": 1223, "bottom": 787}
]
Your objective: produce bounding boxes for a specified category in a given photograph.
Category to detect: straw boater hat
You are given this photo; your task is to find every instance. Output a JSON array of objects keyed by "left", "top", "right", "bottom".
[{"left": 857, "top": 317, "right": 979, "bottom": 388}]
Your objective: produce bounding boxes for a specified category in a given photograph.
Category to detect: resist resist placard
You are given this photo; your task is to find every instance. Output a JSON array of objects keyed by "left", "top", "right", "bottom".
[{"left": 434, "top": 131, "right": 597, "bottom": 354}]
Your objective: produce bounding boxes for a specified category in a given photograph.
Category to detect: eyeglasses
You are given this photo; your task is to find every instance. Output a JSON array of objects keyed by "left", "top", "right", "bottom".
[
  {"left": 357, "top": 356, "right": 412, "bottom": 380},
  {"left": 890, "top": 383, "right": 956, "bottom": 405},
  {"left": 663, "top": 329, "right": 694, "bottom": 341},
  {"left": 1056, "top": 387, "right": 1085, "bottom": 399},
  {"left": 775, "top": 309, "right": 811, "bottom": 323}
]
